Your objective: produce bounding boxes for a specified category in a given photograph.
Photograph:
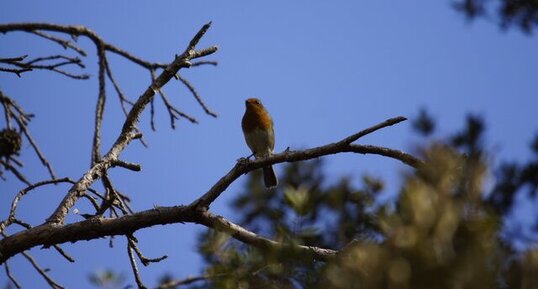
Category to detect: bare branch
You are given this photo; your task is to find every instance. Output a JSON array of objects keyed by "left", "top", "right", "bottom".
[
  {"left": 29, "top": 30, "right": 87, "bottom": 56},
  {"left": 112, "top": 159, "right": 142, "bottom": 172},
  {"left": 13, "top": 213, "right": 76, "bottom": 264},
  {"left": 0, "top": 159, "right": 31, "bottom": 186},
  {"left": 0, "top": 66, "right": 32, "bottom": 77},
  {"left": 12, "top": 113, "right": 57, "bottom": 179},
  {"left": 2, "top": 54, "right": 89, "bottom": 79},
  {"left": 190, "top": 60, "right": 218, "bottom": 67},
  {"left": 197, "top": 210, "right": 337, "bottom": 261},
  {"left": 0, "top": 55, "right": 28, "bottom": 63},
  {"left": 191, "top": 116, "right": 416, "bottom": 209},
  {"left": 21, "top": 250, "right": 65, "bottom": 289},
  {"left": 150, "top": 96, "right": 156, "bottom": 131},
  {"left": 151, "top": 69, "right": 198, "bottom": 128},
  {"left": 26, "top": 55, "right": 85, "bottom": 68},
  {"left": 155, "top": 274, "right": 225, "bottom": 289},
  {"left": 127, "top": 235, "right": 168, "bottom": 266},
  {"left": 91, "top": 43, "right": 107, "bottom": 165},
  {"left": 0, "top": 115, "right": 418, "bottom": 263},
  {"left": 127, "top": 239, "right": 148, "bottom": 289},
  {"left": 4, "top": 261, "right": 22, "bottom": 289},
  {"left": 81, "top": 194, "right": 101, "bottom": 212},
  {"left": 347, "top": 144, "right": 424, "bottom": 168},
  {"left": 341, "top": 116, "right": 407, "bottom": 144},
  {"left": 0, "top": 204, "right": 337, "bottom": 265},
  {"left": 176, "top": 74, "right": 217, "bottom": 117},
  {"left": 101, "top": 174, "right": 132, "bottom": 216},
  {"left": 44, "top": 22, "right": 217, "bottom": 225},
  {"left": 0, "top": 177, "right": 72, "bottom": 235},
  {"left": 104, "top": 57, "right": 134, "bottom": 116},
  {"left": 52, "top": 244, "right": 75, "bottom": 263}
]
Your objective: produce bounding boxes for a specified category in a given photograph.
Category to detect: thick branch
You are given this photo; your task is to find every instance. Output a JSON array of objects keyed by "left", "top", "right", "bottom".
[
  {"left": 0, "top": 205, "right": 336, "bottom": 264},
  {"left": 0, "top": 206, "right": 195, "bottom": 263},
  {"left": 192, "top": 116, "right": 418, "bottom": 209},
  {"left": 0, "top": 116, "right": 419, "bottom": 263},
  {"left": 197, "top": 211, "right": 337, "bottom": 261}
]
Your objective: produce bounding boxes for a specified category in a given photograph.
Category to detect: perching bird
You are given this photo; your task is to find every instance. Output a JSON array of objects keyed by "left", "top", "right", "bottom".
[{"left": 241, "top": 98, "right": 278, "bottom": 188}]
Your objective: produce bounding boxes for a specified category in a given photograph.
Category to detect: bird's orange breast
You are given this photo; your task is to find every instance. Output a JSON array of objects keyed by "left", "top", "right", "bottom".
[{"left": 242, "top": 104, "right": 273, "bottom": 133}]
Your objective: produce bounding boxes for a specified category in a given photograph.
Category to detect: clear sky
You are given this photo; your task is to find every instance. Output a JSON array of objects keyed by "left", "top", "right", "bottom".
[{"left": 1, "top": 1, "right": 537, "bottom": 288}]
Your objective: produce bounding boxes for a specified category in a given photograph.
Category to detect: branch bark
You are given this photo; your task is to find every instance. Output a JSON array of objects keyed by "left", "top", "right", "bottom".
[
  {"left": 0, "top": 116, "right": 418, "bottom": 264},
  {"left": 44, "top": 22, "right": 217, "bottom": 225},
  {"left": 191, "top": 116, "right": 420, "bottom": 209}
]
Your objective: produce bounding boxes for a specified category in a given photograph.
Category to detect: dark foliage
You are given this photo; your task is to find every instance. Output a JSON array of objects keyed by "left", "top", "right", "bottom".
[
  {"left": 453, "top": 0, "right": 538, "bottom": 33},
  {"left": 189, "top": 112, "right": 538, "bottom": 289}
]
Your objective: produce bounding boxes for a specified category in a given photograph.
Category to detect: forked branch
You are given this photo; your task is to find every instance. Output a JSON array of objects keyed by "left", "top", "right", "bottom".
[{"left": 0, "top": 116, "right": 418, "bottom": 264}]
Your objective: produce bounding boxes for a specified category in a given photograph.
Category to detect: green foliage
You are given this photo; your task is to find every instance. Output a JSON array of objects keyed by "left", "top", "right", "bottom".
[
  {"left": 88, "top": 269, "right": 126, "bottom": 289},
  {"left": 319, "top": 144, "right": 503, "bottom": 289},
  {"left": 190, "top": 112, "right": 538, "bottom": 289}
]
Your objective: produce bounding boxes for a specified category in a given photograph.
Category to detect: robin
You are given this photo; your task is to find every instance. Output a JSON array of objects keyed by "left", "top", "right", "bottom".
[{"left": 241, "top": 98, "right": 278, "bottom": 188}]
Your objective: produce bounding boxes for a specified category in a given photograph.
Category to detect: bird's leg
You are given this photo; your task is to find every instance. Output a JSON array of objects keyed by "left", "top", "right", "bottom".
[{"left": 237, "top": 152, "right": 255, "bottom": 165}]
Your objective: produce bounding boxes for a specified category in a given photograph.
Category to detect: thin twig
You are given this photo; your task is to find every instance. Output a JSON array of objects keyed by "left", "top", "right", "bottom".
[
  {"left": 155, "top": 274, "right": 225, "bottom": 289},
  {"left": 4, "top": 261, "right": 22, "bottom": 289},
  {"left": 151, "top": 69, "right": 198, "bottom": 128},
  {"left": 30, "top": 30, "right": 87, "bottom": 56},
  {"left": 52, "top": 245, "right": 75, "bottom": 263},
  {"left": 112, "top": 159, "right": 142, "bottom": 172},
  {"left": 12, "top": 114, "right": 57, "bottom": 179},
  {"left": 190, "top": 60, "right": 218, "bottom": 67},
  {"left": 127, "top": 240, "right": 148, "bottom": 289},
  {"left": 101, "top": 174, "right": 131, "bottom": 216},
  {"left": 91, "top": 43, "right": 107, "bottom": 165},
  {"left": 4, "top": 54, "right": 89, "bottom": 79},
  {"left": 0, "top": 55, "right": 28, "bottom": 63},
  {"left": 104, "top": 57, "right": 133, "bottom": 116},
  {"left": 0, "top": 66, "right": 32, "bottom": 77},
  {"left": 127, "top": 235, "right": 168, "bottom": 266},
  {"left": 26, "top": 55, "right": 85, "bottom": 68},
  {"left": 150, "top": 96, "right": 156, "bottom": 131},
  {"left": 197, "top": 211, "right": 337, "bottom": 261},
  {"left": 0, "top": 159, "right": 31, "bottom": 186},
  {"left": 81, "top": 194, "right": 101, "bottom": 212},
  {"left": 176, "top": 74, "right": 217, "bottom": 117},
  {"left": 0, "top": 177, "right": 72, "bottom": 235},
  {"left": 21, "top": 251, "right": 65, "bottom": 289}
]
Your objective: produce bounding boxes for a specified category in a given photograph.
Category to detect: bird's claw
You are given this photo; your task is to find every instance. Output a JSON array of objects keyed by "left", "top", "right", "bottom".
[{"left": 237, "top": 157, "right": 250, "bottom": 166}]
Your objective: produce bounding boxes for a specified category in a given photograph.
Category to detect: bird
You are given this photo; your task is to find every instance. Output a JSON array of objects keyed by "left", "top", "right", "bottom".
[{"left": 241, "top": 98, "right": 278, "bottom": 188}]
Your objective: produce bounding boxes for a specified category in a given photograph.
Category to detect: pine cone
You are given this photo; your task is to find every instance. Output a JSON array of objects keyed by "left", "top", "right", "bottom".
[{"left": 0, "top": 129, "right": 22, "bottom": 157}]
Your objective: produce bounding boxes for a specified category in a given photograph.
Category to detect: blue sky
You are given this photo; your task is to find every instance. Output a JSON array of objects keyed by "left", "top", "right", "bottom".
[{"left": 1, "top": 1, "right": 537, "bottom": 288}]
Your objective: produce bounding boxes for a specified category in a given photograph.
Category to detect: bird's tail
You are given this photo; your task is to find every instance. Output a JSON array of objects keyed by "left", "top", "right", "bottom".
[{"left": 262, "top": 165, "right": 278, "bottom": 188}]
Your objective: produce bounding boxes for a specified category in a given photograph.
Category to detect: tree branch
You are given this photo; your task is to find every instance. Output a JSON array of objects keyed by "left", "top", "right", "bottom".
[
  {"left": 4, "top": 261, "right": 21, "bottom": 289},
  {"left": 197, "top": 211, "right": 337, "bottom": 261},
  {"left": 91, "top": 42, "right": 107, "bottom": 165},
  {"left": 192, "top": 116, "right": 417, "bottom": 209},
  {"left": 44, "top": 22, "right": 217, "bottom": 225},
  {"left": 0, "top": 116, "right": 419, "bottom": 264}
]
